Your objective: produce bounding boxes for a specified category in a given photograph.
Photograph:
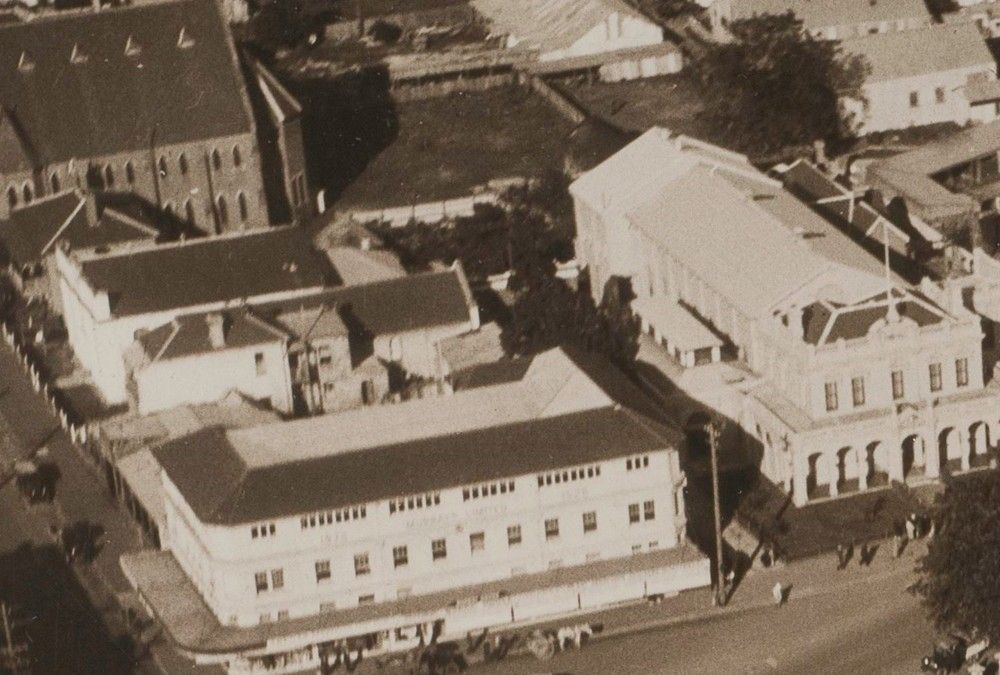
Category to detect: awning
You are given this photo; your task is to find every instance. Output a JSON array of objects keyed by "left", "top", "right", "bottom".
[{"left": 632, "top": 296, "right": 724, "bottom": 352}]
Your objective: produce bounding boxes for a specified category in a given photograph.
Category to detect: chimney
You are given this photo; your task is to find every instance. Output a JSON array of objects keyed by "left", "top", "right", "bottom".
[
  {"left": 84, "top": 193, "right": 98, "bottom": 227},
  {"left": 206, "top": 313, "right": 226, "bottom": 349},
  {"left": 813, "top": 139, "right": 827, "bottom": 167}
]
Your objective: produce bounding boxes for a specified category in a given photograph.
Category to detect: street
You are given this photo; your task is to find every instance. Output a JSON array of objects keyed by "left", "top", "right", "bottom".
[{"left": 475, "top": 560, "right": 934, "bottom": 675}]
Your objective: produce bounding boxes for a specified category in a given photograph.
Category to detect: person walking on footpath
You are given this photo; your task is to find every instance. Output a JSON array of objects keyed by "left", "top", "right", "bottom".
[{"left": 835, "top": 542, "right": 846, "bottom": 570}]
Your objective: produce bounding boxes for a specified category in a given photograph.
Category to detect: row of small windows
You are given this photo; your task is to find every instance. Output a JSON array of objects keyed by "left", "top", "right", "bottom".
[
  {"left": 5, "top": 183, "right": 33, "bottom": 210},
  {"left": 161, "top": 193, "right": 249, "bottom": 226},
  {"left": 537, "top": 464, "right": 600, "bottom": 487},
  {"left": 625, "top": 455, "right": 650, "bottom": 471},
  {"left": 300, "top": 505, "right": 366, "bottom": 530},
  {"left": 909, "top": 87, "right": 949, "bottom": 109},
  {"left": 250, "top": 522, "right": 276, "bottom": 539},
  {"left": 462, "top": 480, "right": 515, "bottom": 501},
  {"left": 157, "top": 146, "right": 243, "bottom": 178},
  {"left": 259, "top": 504, "right": 661, "bottom": 597},
  {"left": 824, "top": 359, "right": 970, "bottom": 412},
  {"left": 388, "top": 492, "right": 441, "bottom": 514}
]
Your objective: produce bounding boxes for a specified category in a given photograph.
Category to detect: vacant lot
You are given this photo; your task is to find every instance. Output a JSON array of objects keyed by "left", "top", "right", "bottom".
[{"left": 333, "top": 86, "right": 576, "bottom": 210}]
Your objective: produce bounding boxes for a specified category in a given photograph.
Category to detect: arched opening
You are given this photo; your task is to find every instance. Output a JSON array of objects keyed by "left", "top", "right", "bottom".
[
  {"left": 969, "top": 421, "right": 991, "bottom": 468},
  {"left": 179, "top": 153, "right": 189, "bottom": 176},
  {"left": 104, "top": 165, "right": 114, "bottom": 188},
  {"left": 806, "top": 452, "right": 825, "bottom": 499},
  {"left": 232, "top": 145, "right": 242, "bottom": 167},
  {"left": 216, "top": 195, "right": 228, "bottom": 228},
  {"left": 184, "top": 199, "right": 195, "bottom": 225},
  {"left": 939, "top": 427, "right": 961, "bottom": 473},
  {"left": 6, "top": 186, "right": 17, "bottom": 211},
  {"left": 237, "top": 192, "right": 248, "bottom": 222},
  {"left": 212, "top": 148, "right": 222, "bottom": 171},
  {"left": 901, "top": 434, "right": 925, "bottom": 479},
  {"left": 50, "top": 172, "right": 60, "bottom": 193},
  {"left": 835, "top": 446, "right": 857, "bottom": 493},
  {"left": 22, "top": 183, "right": 32, "bottom": 204},
  {"left": 865, "top": 441, "right": 888, "bottom": 487},
  {"left": 125, "top": 161, "right": 136, "bottom": 185}
]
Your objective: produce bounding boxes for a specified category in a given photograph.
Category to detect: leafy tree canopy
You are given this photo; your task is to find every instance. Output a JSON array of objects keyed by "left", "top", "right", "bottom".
[
  {"left": 911, "top": 470, "right": 1000, "bottom": 642},
  {"left": 691, "top": 12, "right": 869, "bottom": 156}
]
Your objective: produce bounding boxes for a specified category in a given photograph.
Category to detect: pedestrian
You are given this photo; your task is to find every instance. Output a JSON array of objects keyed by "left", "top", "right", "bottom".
[
  {"left": 835, "top": 542, "right": 846, "bottom": 570},
  {"left": 772, "top": 581, "right": 784, "bottom": 607}
]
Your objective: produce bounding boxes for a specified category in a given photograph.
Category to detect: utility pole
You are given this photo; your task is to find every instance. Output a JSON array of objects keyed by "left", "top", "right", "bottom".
[
  {"left": 708, "top": 421, "right": 726, "bottom": 607},
  {"left": 1, "top": 601, "right": 30, "bottom": 674}
]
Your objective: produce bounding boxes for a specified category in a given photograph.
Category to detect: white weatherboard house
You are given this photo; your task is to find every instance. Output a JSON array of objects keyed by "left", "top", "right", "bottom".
[
  {"left": 571, "top": 128, "right": 1000, "bottom": 506},
  {"left": 121, "top": 348, "right": 709, "bottom": 674}
]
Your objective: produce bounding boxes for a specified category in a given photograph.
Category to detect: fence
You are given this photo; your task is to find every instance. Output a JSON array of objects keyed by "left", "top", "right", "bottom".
[
  {"left": 344, "top": 177, "right": 530, "bottom": 226},
  {"left": 0, "top": 320, "right": 91, "bottom": 455}
]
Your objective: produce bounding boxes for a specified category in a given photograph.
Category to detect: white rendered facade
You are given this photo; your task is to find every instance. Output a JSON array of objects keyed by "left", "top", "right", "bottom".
[{"left": 162, "top": 446, "right": 686, "bottom": 628}]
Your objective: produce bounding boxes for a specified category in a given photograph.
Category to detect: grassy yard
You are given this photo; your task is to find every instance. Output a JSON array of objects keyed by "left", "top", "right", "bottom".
[
  {"left": 332, "top": 86, "right": 576, "bottom": 210},
  {"left": 568, "top": 74, "right": 715, "bottom": 137}
]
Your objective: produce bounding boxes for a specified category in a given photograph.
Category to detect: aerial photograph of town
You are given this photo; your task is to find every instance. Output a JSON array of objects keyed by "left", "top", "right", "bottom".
[{"left": 2, "top": 0, "right": 1000, "bottom": 672}]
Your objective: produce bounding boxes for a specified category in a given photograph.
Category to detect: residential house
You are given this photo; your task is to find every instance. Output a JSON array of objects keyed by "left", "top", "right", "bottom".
[
  {"left": 709, "top": 0, "right": 932, "bottom": 39},
  {"left": 120, "top": 347, "right": 707, "bottom": 673},
  {"left": 56, "top": 227, "right": 334, "bottom": 406},
  {"left": 0, "top": 0, "right": 292, "bottom": 231},
  {"left": 839, "top": 24, "right": 1000, "bottom": 134},
  {"left": 0, "top": 190, "right": 157, "bottom": 312},
  {"left": 122, "top": 264, "right": 480, "bottom": 416},
  {"left": 471, "top": 0, "right": 682, "bottom": 79},
  {"left": 571, "top": 128, "right": 999, "bottom": 505}
]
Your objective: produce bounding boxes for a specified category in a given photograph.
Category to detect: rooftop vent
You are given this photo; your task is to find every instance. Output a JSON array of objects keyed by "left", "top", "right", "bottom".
[
  {"left": 17, "top": 51, "right": 33, "bottom": 73},
  {"left": 124, "top": 35, "right": 141, "bottom": 57},
  {"left": 70, "top": 43, "right": 88, "bottom": 65},
  {"left": 177, "top": 27, "right": 195, "bottom": 49}
]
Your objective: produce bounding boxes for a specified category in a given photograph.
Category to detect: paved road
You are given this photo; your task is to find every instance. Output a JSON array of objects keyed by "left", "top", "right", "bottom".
[
  {"left": 474, "top": 563, "right": 934, "bottom": 675},
  {"left": 0, "top": 343, "right": 214, "bottom": 673}
]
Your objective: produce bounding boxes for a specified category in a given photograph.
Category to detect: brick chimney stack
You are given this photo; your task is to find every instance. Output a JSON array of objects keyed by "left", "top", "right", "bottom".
[{"left": 207, "top": 313, "right": 226, "bottom": 349}]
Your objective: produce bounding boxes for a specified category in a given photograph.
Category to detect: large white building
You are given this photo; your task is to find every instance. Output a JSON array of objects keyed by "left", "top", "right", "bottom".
[
  {"left": 571, "top": 128, "right": 1000, "bottom": 505},
  {"left": 120, "top": 348, "right": 709, "bottom": 673}
]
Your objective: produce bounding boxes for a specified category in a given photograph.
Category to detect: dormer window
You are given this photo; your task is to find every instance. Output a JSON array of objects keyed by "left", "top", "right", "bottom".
[
  {"left": 70, "top": 43, "right": 88, "bottom": 65},
  {"left": 124, "top": 35, "right": 142, "bottom": 58},
  {"left": 177, "top": 27, "right": 195, "bottom": 49},
  {"left": 17, "top": 51, "right": 34, "bottom": 73}
]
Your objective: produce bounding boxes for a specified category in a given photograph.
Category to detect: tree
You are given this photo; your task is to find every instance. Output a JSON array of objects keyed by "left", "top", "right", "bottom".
[
  {"left": 690, "top": 12, "right": 869, "bottom": 156},
  {"left": 910, "top": 470, "right": 1000, "bottom": 642}
]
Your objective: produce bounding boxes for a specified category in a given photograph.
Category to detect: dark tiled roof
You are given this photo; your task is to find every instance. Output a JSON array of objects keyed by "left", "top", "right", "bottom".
[
  {"left": 154, "top": 406, "right": 675, "bottom": 524},
  {"left": 0, "top": 191, "right": 84, "bottom": 264},
  {"left": 801, "top": 290, "right": 945, "bottom": 345},
  {"left": 251, "top": 266, "right": 474, "bottom": 338},
  {"left": 65, "top": 207, "right": 157, "bottom": 251},
  {"left": 78, "top": 227, "right": 336, "bottom": 317},
  {"left": 137, "top": 309, "right": 286, "bottom": 362},
  {"left": 0, "top": 0, "right": 253, "bottom": 165}
]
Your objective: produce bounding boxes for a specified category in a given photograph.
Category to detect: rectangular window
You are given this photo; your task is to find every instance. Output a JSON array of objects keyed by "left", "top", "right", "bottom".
[
  {"left": 507, "top": 525, "right": 522, "bottom": 546},
  {"left": 270, "top": 569, "right": 284, "bottom": 590},
  {"left": 929, "top": 362, "right": 942, "bottom": 392},
  {"left": 909, "top": 91, "right": 919, "bottom": 108},
  {"left": 935, "top": 87, "right": 945, "bottom": 104},
  {"left": 393, "top": 545, "right": 408, "bottom": 568},
  {"left": 254, "top": 572, "right": 268, "bottom": 594},
  {"left": 824, "top": 381, "right": 838, "bottom": 411},
  {"left": 469, "top": 532, "right": 485, "bottom": 553},
  {"left": 431, "top": 538, "right": 447, "bottom": 560},
  {"left": 358, "top": 594, "right": 374, "bottom": 606},
  {"left": 318, "top": 346, "right": 332, "bottom": 366},
  {"left": 582, "top": 511, "right": 597, "bottom": 533},
  {"left": 255, "top": 352, "right": 266, "bottom": 376},
  {"left": 892, "top": 370, "right": 905, "bottom": 400},
  {"left": 315, "top": 560, "right": 331, "bottom": 582},
  {"left": 354, "top": 553, "right": 370, "bottom": 576},
  {"left": 544, "top": 518, "right": 559, "bottom": 540},
  {"left": 643, "top": 500, "right": 656, "bottom": 521},
  {"left": 277, "top": 610, "right": 289, "bottom": 621},
  {"left": 851, "top": 377, "right": 865, "bottom": 407},
  {"left": 628, "top": 503, "right": 640, "bottom": 524},
  {"left": 956, "top": 358, "right": 969, "bottom": 387}
]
